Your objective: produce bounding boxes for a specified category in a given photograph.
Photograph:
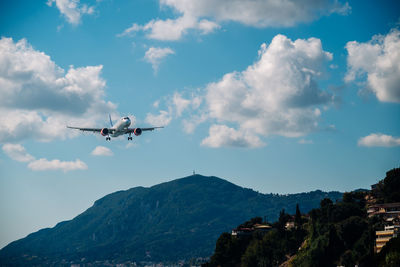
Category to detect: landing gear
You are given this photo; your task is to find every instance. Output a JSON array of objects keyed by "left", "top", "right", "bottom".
[
  {"left": 128, "top": 133, "right": 132, "bottom": 140},
  {"left": 106, "top": 137, "right": 111, "bottom": 141}
]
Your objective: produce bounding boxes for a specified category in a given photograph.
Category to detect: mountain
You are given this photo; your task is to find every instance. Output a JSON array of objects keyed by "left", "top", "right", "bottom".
[{"left": 0, "top": 175, "right": 342, "bottom": 265}]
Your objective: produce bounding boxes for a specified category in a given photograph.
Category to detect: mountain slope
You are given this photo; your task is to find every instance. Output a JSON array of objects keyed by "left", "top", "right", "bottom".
[{"left": 0, "top": 175, "right": 342, "bottom": 264}]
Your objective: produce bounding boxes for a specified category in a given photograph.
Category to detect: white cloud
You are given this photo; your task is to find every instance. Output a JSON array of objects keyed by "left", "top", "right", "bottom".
[
  {"left": 162, "top": 0, "right": 350, "bottom": 27},
  {"left": 201, "top": 124, "right": 265, "bottom": 148},
  {"left": 125, "top": 143, "right": 137, "bottom": 149},
  {"left": 146, "top": 91, "right": 203, "bottom": 130},
  {"left": 153, "top": 100, "right": 160, "bottom": 108},
  {"left": 358, "top": 133, "right": 400, "bottom": 147},
  {"left": 329, "top": 1, "right": 351, "bottom": 15},
  {"left": 345, "top": 28, "right": 400, "bottom": 103},
  {"left": 47, "top": 0, "right": 94, "bottom": 25},
  {"left": 91, "top": 146, "right": 113, "bottom": 156},
  {"left": 2, "top": 143, "right": 88, "bottom": 171},
  {"left": 182, "top": 114, "right": 207, "bottom": 134},
  {"left": 145, "top": 34, "right": 333, "bottom": 147},
  {"left": 117, "top": 23, "right": 142, "bottom": 38},
  {"left": 197, "top": 19, "right": 221, "bottom": 34},
  {"left": 145, "top": 110, "right": 172, "bottom": 126},
  {"left": 2, "top": 144, "right": 35, "bottom": 162},
  {"left": 0, "top": 37, "right": 117, "bottom": 143},
  {"left": 298, "top": 139, "right": 313, "bottom": 144},
  {"left": 120, "top": 0, "right": 349, "bottom": 41},
  {"left": 28, "top": 158, "right": 88, "bottom": 172},
  {"left": 118, "top": 15, "right": 220, "bottom": 41},
  {"left": 205, "top": 35, "right": 332, "bottom": 139},
  {"left": 172, "top": 92, "right": 191, "bottom": 116},
  {"left": 144, "top": 47, "right": 175, "bottom": 72}
]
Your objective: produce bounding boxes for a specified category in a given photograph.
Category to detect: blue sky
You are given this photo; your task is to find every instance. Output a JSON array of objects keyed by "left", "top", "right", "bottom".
[{"left": 0, "top": 0, "right": 399, "bottom": 248}]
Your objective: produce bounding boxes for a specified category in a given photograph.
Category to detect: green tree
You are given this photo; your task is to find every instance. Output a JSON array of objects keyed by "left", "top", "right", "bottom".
[
  {"left": 210, "top": 233, "right": 239, "bottom": 267},
  {"left": 384, "top": 252, "right": 400, "bottom": 267},
  {"left": 295, "top": 204, "right": 302, "bottom": 227},
  {"left": 382, "top": 168, "right": 400, "bottom": 202},
  {"left": 372, "top": 168, "right": 400, "bottom": 203},
  {"left": 320, "top": 198, "right": 333, "bottom": 208},
  {"left": 376, "top": 236, "right": 400, "bottom": 267},
  {"left": 241, "top": 230, "right": 285, "bottom": 267},
  {"left": 276, "top": 209, "right": 291, "bottom": 231}
]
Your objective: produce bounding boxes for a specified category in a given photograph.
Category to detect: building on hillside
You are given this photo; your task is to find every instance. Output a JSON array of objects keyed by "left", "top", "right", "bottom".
[
  {"left": 231, "top": 227, "right": 253, "bottom": 237},
  {"left": 231, "top": 224, "right": 272, "bottom": 237},
  {"left": 371, "top": 204, "right": 400, "bottom": 253},
  {"left": 385, "top": 216, "right": 400, "bottom": 225},
  {"left": 254, "top": 224, "right": 272, "bottom": 232},
  {"left": 365, "top": 193, "right": 376, "bottom": 205},
  {"left": 285, "top": 221, "right": 295, "bottom": 230},
  {"left": 375, "top": 225, "right": 399, "bottom": 253},
  {"left": 367, "top": 202, "right": 400, "bottom": 218}
]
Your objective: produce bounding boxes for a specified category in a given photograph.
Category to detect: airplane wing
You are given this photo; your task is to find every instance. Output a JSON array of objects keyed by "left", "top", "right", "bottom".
[
  {"left": 126, "top": 126, "right": 164, "bottom": 133},
  {"left": 141, "top": 126, "right": 164, "bottom": 131},
  {"left": 66, "top": 126, "right": 114, "bottom": 133}
]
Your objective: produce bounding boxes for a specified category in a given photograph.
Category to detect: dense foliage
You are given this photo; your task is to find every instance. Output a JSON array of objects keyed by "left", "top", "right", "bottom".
[
  {"left": 207, "top": 193, "right": 378, "bottom": 267},
  {"left": 374, "top": 236, "right": 400, "bottom": 267},
  {"left": 371, "top": 168, "right": 400, "bottom": 203},
  {"left": 207, "top": 168, "right": 400, "bottom": 267},
  {"left": 292, "top": 192, "right": 375, "bottom": 267},
  {"left": 0, "top": 175, "right": 342, "bottom": 265},
  {"left": 207, "top": 209, "right": 307, "bottom": 267}
]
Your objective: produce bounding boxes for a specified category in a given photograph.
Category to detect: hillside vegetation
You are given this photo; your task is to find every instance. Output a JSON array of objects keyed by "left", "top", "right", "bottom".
[{"left": 206, "top": 168, "right": 400, "bottom": 267}]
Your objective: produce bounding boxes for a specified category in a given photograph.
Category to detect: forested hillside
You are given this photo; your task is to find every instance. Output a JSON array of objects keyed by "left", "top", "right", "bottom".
[{"left": 206, "top": 168, "right": 400, "bottom": 267}]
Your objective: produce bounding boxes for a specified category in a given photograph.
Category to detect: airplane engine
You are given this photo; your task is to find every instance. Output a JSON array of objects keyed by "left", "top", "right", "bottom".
[
  {"left": 134, "top": 128, "right": 142, "bottom": 136},
  {"left": 101, "top": 128, "right": 109, "bottom": 136}
]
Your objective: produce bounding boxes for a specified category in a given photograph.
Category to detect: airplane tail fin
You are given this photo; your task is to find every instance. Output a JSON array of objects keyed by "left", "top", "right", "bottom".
[{"left": 109, "top": 114, "right": 113, "bottom": 127}]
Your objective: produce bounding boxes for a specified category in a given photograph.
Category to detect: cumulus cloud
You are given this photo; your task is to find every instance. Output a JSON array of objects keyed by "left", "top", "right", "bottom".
[
  {"left": 358, "top": 133, "right": 400, "bottom": 147},
  {"left": 2, "top": 143, "right": 88, "bottom": 171},
  {"left": 203, "top": 35, "right": 332, "bottom": 143},
  {"left": 173, "top": 92, "right": 191, "bottom": 116},
  {"left": 28, "top": 158, "right": 87, "bottom": 172},
  {"left": 150, "top": 34, "right": 334, "bottom": 147},
  {"left": 144, "top": 47, "right": 175, "bottom": 72},
  {"left": 182, "top": 114, "right": 207, "bottom": 134},
  {"left": 119, "top": 0, "right": 349, "bottom": 41},
  {"left": 47, "top": 0, "right": 95, "bottom": 25},
  {"left": 2, "top": 144, "right": 35, "bottom": 162},
  {"left": 118, "top": 15, "right": 220, "bottom": 41},
  {"left": 201, "top": 124, "right": 265, "bottom": 148},
  {"left": 145, "top": 92, "right": 203, "bottom": 129},
  {"left": 162, "top": 0, "right": 350, "bottom": 27},
  {"left": 0, "top": 37, "right": 117, "bottom": 143},
  {"left": 145, "top": 110, "right": 172, "bottom": 126},
  {"left": 345, "top": 28, "right": 400, "bottom": 103},
  {"left": 91, "top": 146, "right": 113, "bottom": 156}
]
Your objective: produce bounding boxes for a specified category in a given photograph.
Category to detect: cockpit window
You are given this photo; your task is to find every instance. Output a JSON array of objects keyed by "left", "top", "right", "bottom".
[{"left": 124, "top": 117, "right": 129, "bottom": 120}]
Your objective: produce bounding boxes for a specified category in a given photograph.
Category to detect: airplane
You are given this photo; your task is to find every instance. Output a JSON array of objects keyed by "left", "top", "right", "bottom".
[{"left": 67, "top": 115, "right": 163, "bottom": 141}]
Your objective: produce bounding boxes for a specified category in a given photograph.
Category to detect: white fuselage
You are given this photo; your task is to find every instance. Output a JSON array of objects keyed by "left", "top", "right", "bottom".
[{"left": 111, "top": 117, "right": 131, "bottom": 137}]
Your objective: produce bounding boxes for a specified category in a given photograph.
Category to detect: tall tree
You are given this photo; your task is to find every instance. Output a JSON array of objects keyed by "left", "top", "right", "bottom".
[{"left": 295, "top": 203, "right": 302, "bottom": 227}]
